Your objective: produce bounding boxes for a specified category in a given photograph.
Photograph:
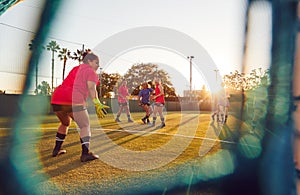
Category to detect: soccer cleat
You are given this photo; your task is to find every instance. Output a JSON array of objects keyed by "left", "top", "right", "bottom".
[
  {"left": 147, "top": 119, "right": 150, "bottom": 124},
  {"left": 128, "top": 118, "right": 134, "bottom": 122},
  {"left": 149, "top": 122, "right": 155, "bottom": 127},
  {"left": 160, "top": 123, "right": 166, "bottom": 128},
  {"left": 52, "top": 149, "right": 66, "bottom": 157},
  {"left": 141, "top": 118, "right": 146, "bottom": 124},
  {"left": 80, "top": 152, "right": 99, "bottom": 162},
  {"left": 115, "top": 118, "right": 121, "bottom": 122}
]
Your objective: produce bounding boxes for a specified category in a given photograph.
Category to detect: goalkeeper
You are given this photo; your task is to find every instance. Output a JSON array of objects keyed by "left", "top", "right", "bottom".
[{"left": 51, "top": 52, "right": 109, "bottom": 162}]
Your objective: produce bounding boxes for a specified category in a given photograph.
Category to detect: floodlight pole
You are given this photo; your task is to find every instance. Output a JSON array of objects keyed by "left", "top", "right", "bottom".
[
  {"left": 214, "top": 69, "right": 219, "bottom": 82},
  {"left": 187, "top": 56, "right": 194, "bottom": 100}
]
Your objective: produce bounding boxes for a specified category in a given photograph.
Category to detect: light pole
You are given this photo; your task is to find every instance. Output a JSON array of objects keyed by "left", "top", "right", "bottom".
[
  {"left": 187, "top": 56, "right": 194, "bottom": 100},
  {"left": 214, "top": 69, "right": 219, "bottom": 82}
]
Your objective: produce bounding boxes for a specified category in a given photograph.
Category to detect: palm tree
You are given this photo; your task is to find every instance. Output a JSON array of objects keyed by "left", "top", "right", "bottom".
[
  {"left": 46, "top": 40, "right": 60, "bottom": 91},
  {"left": 71, "top": 48, "right": 91, "bottom": 64},
  {"left": 28, "top": 39, "right": 45, "bottom": 91},
  {"left": 58, "top": 48, "right": 71, "bottom": 80}
]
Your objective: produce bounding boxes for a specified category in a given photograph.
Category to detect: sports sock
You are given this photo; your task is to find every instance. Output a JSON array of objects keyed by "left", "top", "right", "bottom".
[
  {"left": 80, "top": 136, "right": 91, "bottom": 155},
  {"left": 153, "top": 117, "right": 157, "bottom": 125},
  {"left": 54, "top": 132, "right": 66, "bottom": 151}
]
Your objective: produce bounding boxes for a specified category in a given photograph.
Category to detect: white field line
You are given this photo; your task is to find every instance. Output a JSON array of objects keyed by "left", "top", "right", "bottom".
[
  {"left": 1, "top": 127, "right": 237, "bottom": 144},
  {"left": 94, "top": 127, "right": 238, "bottom": 145},
  {"left": 0, "top": 127, "right": 261, "bottom": 148}
]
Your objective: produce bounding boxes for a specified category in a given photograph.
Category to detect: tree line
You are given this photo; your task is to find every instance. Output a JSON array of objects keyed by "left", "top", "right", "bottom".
[
  {"left": 28, "top": 39, "right": 177, "bottom": 97},
  {"left": 29, "top": 39, "right": 270, "bottom": 99}
]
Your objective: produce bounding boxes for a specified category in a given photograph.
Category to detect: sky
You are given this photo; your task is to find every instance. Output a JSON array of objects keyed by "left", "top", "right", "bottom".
[{"left": 0, "top": 0, "right": 272, "bottom": 95}]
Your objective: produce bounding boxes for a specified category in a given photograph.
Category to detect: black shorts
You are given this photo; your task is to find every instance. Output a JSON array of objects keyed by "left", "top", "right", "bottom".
[
  {"left": 52, "top": 104, "right": 87, "bottom": 112},
  {"left": 141, "top": 102, "right": 151, "bottom": 106},
  {"left": 118, "top": 102, "right": 128, "bottom": 106}
]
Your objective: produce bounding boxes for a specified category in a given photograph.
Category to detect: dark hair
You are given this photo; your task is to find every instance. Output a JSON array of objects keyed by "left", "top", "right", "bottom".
[{"left": 82, "top": 52, "right": 98, "bottom": 64}]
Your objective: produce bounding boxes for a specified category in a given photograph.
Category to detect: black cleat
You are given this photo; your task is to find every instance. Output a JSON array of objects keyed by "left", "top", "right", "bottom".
[
  {"left": 80, "top": 152, "right": 99, "bottom": 162},
  {"left": 52, "top": 149, "right": 66, "bottom": 157},
  {"left": 141, "top": 118, "right": 146, "bottom": 124},
  {"left": 160, "top": 123, "right": 166, "bottom": 128},
  {"left": 115, "top": 118, "right": 121, "bottom": 122}
]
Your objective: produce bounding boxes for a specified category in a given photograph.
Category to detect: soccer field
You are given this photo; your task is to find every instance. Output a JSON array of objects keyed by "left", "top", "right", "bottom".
[{"left": 0, "top": 111, "right": 263, "bottom": 194}]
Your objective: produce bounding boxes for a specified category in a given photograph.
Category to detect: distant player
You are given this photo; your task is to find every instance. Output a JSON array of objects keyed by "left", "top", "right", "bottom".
[
  {"left": 217, "top": 93, "right": 230, "bottom": 123},
  {"left": 115, "top": 80, "right": 134, "bottom": 122},
  {"left": 212, "top": 83, "right": 230, "bottom": 124},
  {"left": 138, "top": 82, "right": 154, "bottom": 124},
  {"left": 151, "top": 78, "right": 166, "bottom": 128}
]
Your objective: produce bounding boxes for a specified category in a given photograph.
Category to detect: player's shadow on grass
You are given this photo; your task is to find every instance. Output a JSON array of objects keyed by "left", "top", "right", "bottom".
[
  {"left": 38, "top": 124, "right": 163, "bottom": 178},
  {"left": 39, "top": 134, "right": 104, "bottom": 177},
  {"left": 40, "top": 146, "right": 80, "bottom": 167},
  {"left": 209, "top": 117, "right": 243, "bottom": 151},
  {"left": 39, "top": 140, "right": 81, "bottom": 165},
  {"left": 90, "top": 127, "right": 162, "bottom": 154},
  {"left": 38, "top": 130, "right": 81, "bottom": 162},
  {"left": 100, "top": 121, "right": 152, "bottom": 131},
  {"left": 89, "top": 115, "right": 200, "bottom": 153},
  {"left": 43, "top": 152, "right": 95, "bottom": 178},
  {"left": 161, "top": 115, "right": 199, "bottom": 133},
  {"left": 37, "top": 137, "right": 90, "bottom": 177},
  {"left": 209, "top": 121, "right": 223, "bottom": 135}
]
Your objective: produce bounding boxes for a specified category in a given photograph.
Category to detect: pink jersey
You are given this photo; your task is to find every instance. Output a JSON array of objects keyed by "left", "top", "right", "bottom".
[
  {"left": 118, "top": 85, "right": 129, "bottom": 103},
  {"left": 155, "top": 83, "right": 165, "bottom": 103},
  {"left": 51, "top": 64, "right": 98, "bottom": 105}
]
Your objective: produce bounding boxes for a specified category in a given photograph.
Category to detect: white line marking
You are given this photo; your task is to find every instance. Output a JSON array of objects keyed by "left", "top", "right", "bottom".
[
  {"left": 93, "top": 127, "right": 237, "bottom": 145},
  {"left": 1, "top": 127, "right": 260, "bottom": 148}
]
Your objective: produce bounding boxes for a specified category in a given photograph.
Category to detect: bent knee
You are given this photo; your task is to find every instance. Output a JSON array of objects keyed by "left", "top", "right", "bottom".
[{"left": 61, "top": 121, "right": 71, "bottom": 127}]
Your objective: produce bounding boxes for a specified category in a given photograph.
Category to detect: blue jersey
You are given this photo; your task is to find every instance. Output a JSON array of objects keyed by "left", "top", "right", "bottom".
[{"left": 138, "top": 88, "right": 154, "bottom": 104}]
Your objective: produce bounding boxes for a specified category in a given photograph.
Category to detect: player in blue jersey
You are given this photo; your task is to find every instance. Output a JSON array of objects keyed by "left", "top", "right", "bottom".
[{"left": 138, "top": 82, "right": 154, "bottom": 124}]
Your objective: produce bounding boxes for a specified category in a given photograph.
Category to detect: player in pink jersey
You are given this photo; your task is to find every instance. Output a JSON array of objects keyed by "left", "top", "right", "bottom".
[
  {"left": 51, "top": 52, "right": 109, "bottom": 162},
  {"left": 115, "top": 80, "right": 133, "bottom": 122},
  {"left": 151, "top": 78, "right": 166, "bottom": 128}
]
